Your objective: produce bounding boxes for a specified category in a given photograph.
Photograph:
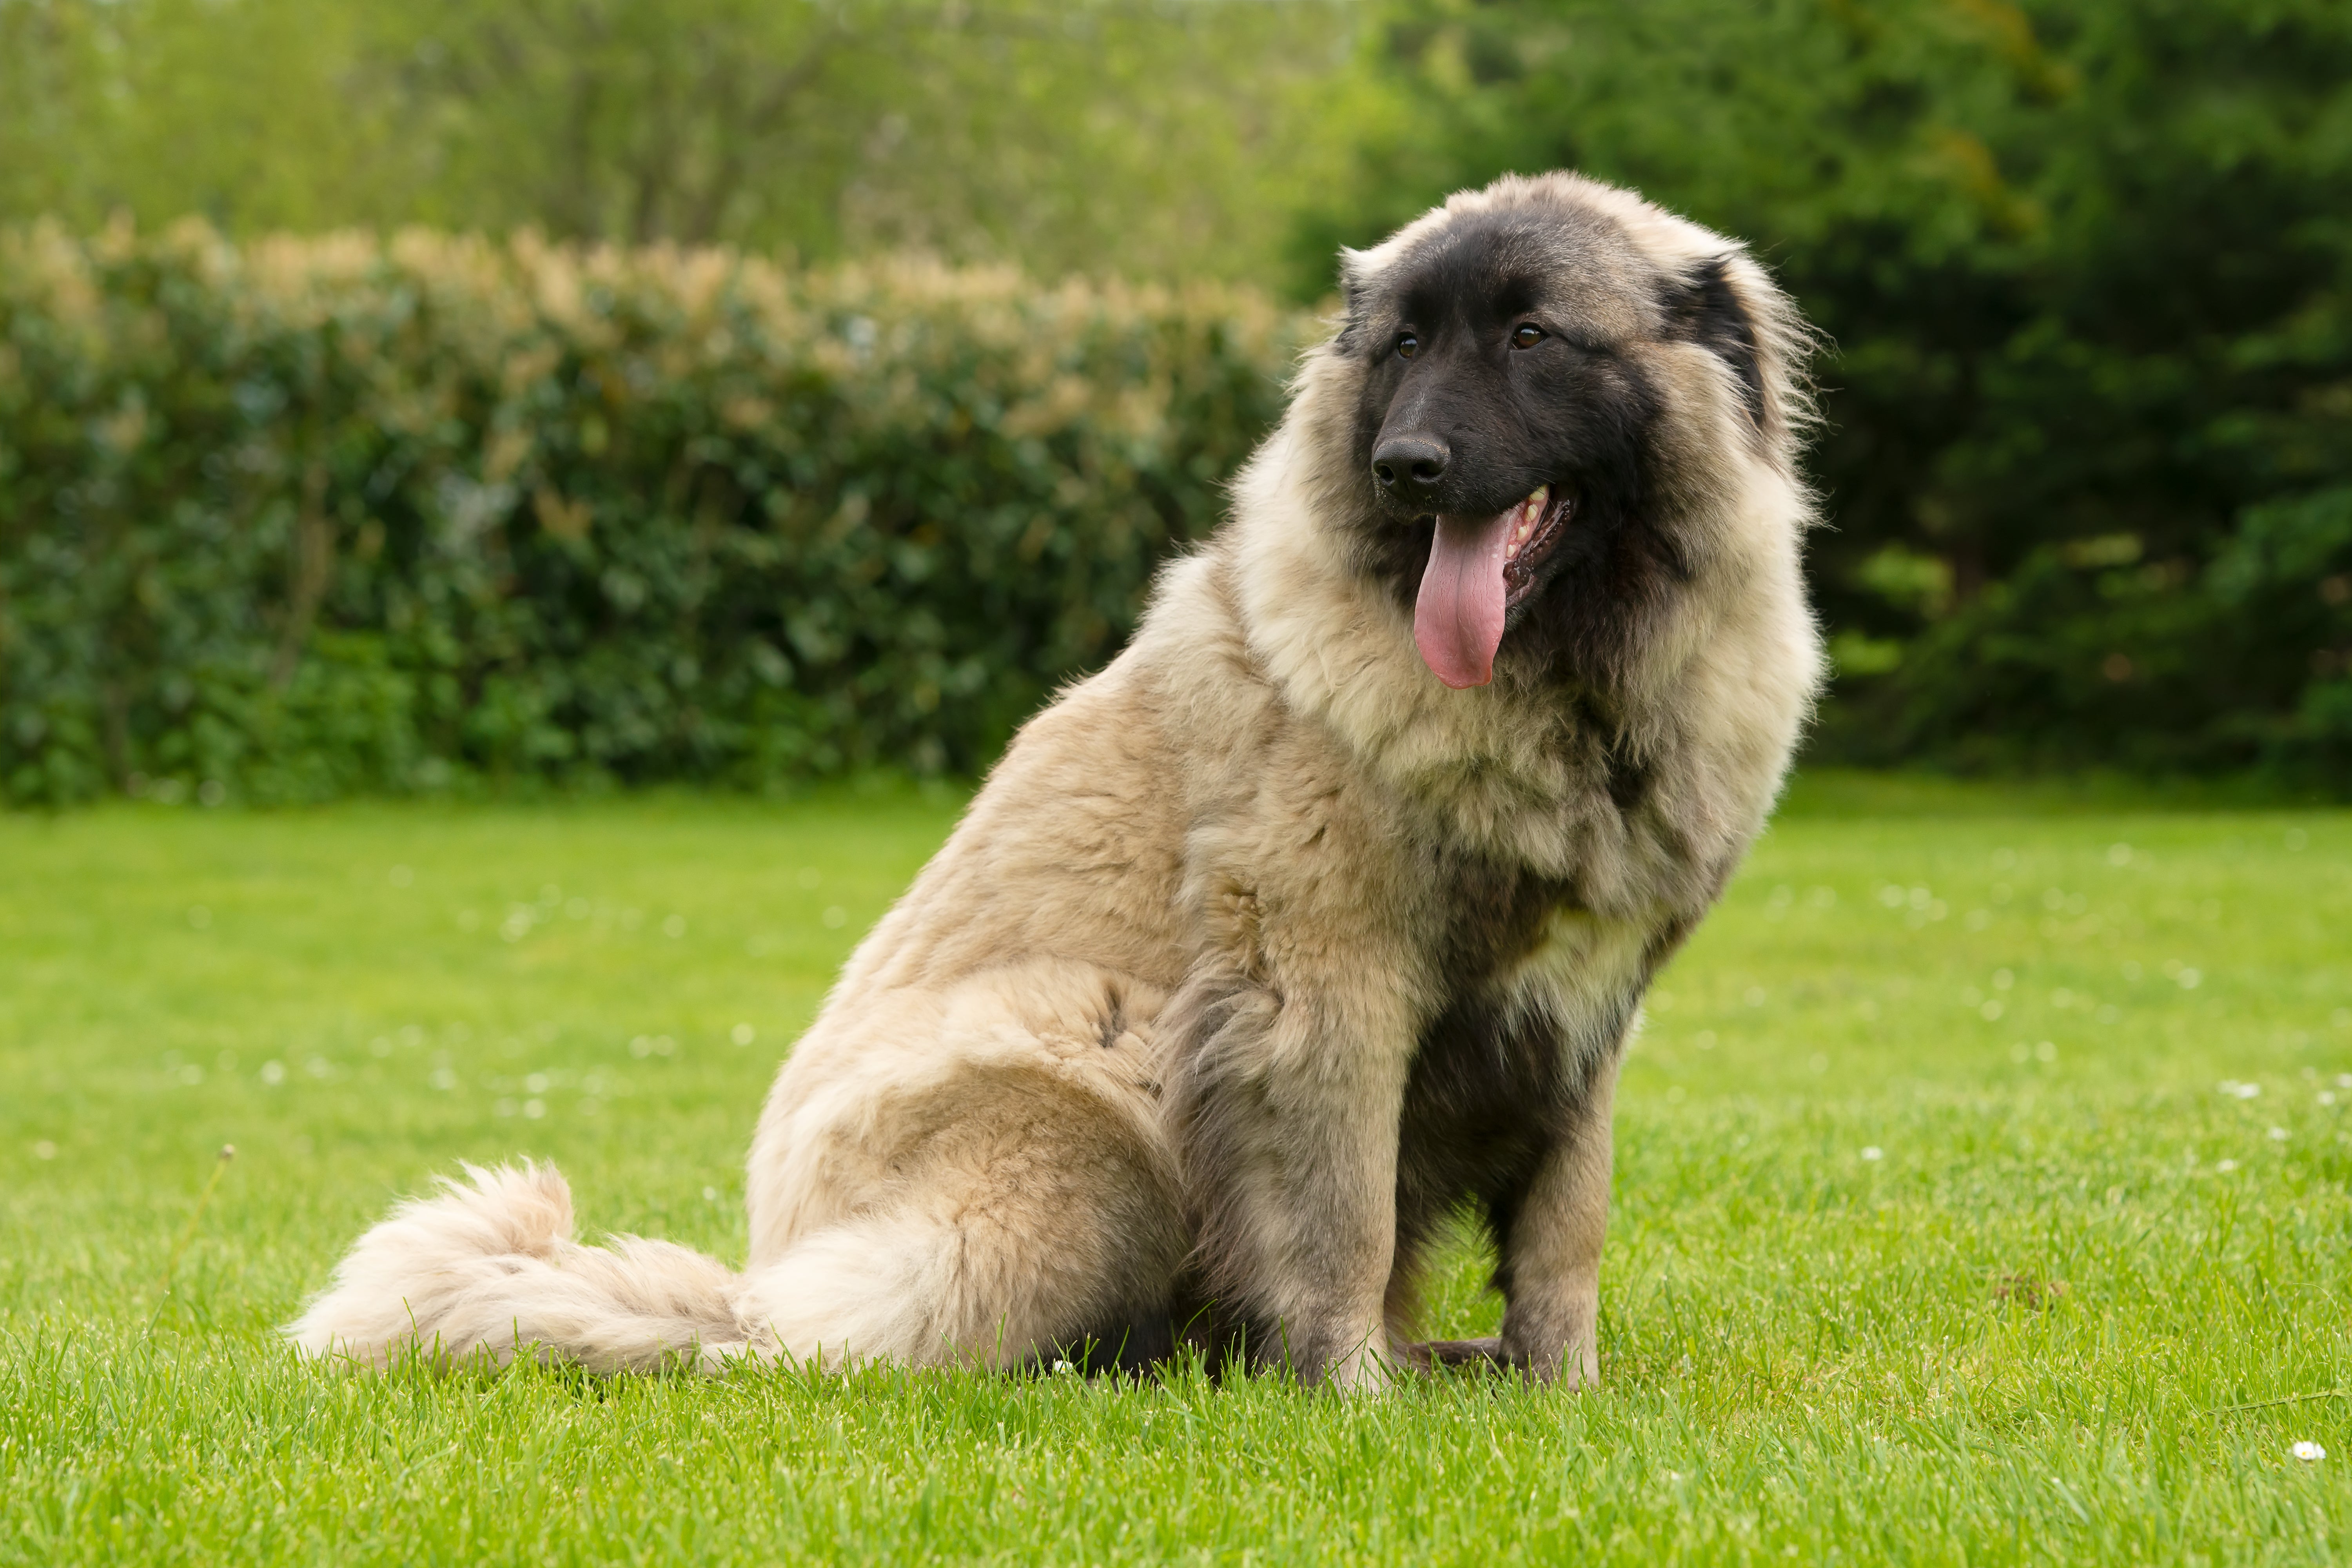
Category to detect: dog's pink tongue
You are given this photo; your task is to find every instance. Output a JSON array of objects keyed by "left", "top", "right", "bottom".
[{"left": 1413, "top": 510, "right": 1514, "bottom": 688}]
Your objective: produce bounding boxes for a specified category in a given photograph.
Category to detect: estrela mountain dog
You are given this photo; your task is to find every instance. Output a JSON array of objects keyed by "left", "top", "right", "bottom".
[{"left": 291, "top": 172, "right": 1822, "bottom": 1390}]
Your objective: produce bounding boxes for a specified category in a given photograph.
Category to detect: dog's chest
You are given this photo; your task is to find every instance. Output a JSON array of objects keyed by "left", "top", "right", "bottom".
[{"left": 1432, "top": 857, "right": 1660, "bottom": 1027}]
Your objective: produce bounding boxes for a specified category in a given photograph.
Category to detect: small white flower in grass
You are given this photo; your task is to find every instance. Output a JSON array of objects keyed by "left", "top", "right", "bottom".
[
  {"left": 731, "top": 1023, "right": 756, "bottom": 1046},
  {"left": 2220, "top": 1080, "right": 2262, "bottom": 1100},
  {"left": 1052, "top": 1360, "right": 1075, "bottom": 1375},
  {"left": 2294, "top": 1441, "right": 2326, "bottom": 1462},
  {"left": 2269, "top": 1127, "right": 2290, "bottom": 1142},
  {"left": 1861, "top": 1147, "right": 1883, "bottom": 1162},
  {"left": 2216, "top": 1159, "right": 2239, "bottom": 1173}
]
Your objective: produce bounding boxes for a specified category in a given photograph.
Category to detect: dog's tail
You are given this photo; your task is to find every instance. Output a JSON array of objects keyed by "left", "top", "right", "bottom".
[{"left": 284, "top": 1162, "right": 750, "bottom": 1372}]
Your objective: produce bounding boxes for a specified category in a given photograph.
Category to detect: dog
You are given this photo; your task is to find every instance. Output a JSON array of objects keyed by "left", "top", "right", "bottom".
[{"left": 289, "top": 171, "right": 1822, "bottom": 1390}]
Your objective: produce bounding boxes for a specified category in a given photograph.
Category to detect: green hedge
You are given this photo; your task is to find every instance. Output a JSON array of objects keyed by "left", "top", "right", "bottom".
[{"left": 0, "top": 223, "right": 1307, "bottom": 805}]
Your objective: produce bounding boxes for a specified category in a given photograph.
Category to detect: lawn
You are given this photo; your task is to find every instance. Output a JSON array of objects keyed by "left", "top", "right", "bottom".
[{"left": 3, "top": 774, "right": 2349, "bottom": 1564}]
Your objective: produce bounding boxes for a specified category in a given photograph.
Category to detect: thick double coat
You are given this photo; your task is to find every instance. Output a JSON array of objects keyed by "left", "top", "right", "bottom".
[{"left": 291, "top": 171, "right": 1822, "bottom": 1389}]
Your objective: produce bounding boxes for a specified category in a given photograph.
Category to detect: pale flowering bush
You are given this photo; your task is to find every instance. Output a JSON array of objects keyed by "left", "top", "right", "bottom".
[{"left": 0, "top": 221, "right": 1310, "bottom": 804}]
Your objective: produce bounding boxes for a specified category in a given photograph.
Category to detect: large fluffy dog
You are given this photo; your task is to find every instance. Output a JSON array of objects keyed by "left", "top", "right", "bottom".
[{"left": 290, "top": 172, "right": 1821, "bottom": 1389}]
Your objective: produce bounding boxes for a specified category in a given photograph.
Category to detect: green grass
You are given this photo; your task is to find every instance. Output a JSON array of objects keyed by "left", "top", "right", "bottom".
[{"left": 4, "top": 773, "right": 2350, "bottom": 1564}]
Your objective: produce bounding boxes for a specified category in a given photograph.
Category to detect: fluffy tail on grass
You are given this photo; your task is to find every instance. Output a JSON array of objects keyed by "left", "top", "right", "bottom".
[{"left": 285, "top": 1162, "right": 748, "bottom": 1372}]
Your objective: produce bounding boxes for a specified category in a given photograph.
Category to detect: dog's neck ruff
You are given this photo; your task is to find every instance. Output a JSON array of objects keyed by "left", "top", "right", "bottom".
[
  {"left": 1216, "top": 348, "right": 1816, "bottom": 907},
  {"left": 1225, "top": 407, "right": 1593, "bottom": 870}
]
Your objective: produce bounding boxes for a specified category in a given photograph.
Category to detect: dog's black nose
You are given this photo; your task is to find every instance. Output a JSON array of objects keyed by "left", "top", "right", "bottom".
[{"left": 1372, "top": 436, "right": 1450, "bottom": 494}]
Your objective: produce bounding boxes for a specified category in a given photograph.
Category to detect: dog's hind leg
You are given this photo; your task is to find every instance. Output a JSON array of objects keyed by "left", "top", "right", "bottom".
[{"left": 733, "top": 1065, "right": 1186, "bottom": 1372}]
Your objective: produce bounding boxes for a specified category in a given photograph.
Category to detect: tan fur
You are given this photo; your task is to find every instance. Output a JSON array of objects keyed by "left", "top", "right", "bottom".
[{"left": 289, "top": 172, "right": 1821, "bottom": 1388}]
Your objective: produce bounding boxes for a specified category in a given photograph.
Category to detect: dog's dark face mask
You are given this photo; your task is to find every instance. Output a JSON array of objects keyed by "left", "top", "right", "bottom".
[{"left": 1343, "top": 212, "right": 1757, "bottom": 689}]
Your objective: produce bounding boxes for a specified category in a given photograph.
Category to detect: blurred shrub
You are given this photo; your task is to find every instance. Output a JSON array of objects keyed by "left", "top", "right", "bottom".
[{"left": 0, "top": 223, "right": 1305, "bottom": 805}]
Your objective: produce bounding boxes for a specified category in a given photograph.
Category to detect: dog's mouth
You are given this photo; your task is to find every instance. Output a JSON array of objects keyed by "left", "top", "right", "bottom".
[{"left": 1412, "top": 485, "right": 1575, "bottom": 689}]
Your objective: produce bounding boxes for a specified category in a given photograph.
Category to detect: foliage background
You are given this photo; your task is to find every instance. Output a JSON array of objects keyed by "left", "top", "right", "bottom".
[
  {"left": 0, "top": 0, "right": 1356, "bottom": 285},
  {"left": 3, "top": 0, "right": 2349, "bottom": 795},
  {"left": 0, "top": 225, "right": 1297, "bottom": 804}
]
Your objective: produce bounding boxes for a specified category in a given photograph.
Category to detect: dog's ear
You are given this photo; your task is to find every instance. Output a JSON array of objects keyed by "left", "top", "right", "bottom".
[
  {"left": 1661, "top": 255, "right": 1766, "bottom": 428},
  {"left": 1332, "top": 247, "right": 1379, "bottom": 355}
]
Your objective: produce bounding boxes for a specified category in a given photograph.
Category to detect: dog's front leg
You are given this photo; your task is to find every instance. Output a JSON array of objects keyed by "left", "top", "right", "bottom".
[
  {"left": 1171, "top": 966, "right": 1421, "bottom": 1390},
  {"left": 1494, "top": 1042, "right": 1621, "bottom": 1386}
]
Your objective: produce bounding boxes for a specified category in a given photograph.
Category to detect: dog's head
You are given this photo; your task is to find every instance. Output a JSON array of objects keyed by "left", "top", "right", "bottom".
[{"left": 1323, "top": 174, "right": 1813, "bottom": 690}]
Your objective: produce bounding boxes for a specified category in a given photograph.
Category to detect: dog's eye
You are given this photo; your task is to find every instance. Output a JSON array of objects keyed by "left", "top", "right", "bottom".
[
  {"left": 1395, "top": 333, "right": 1419, "bottom": 360},
  {"left": 1511, "top": 323, "right": 1546, "bottom": 349}
]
